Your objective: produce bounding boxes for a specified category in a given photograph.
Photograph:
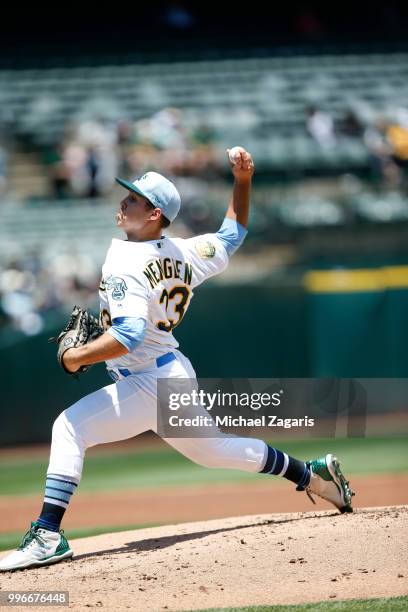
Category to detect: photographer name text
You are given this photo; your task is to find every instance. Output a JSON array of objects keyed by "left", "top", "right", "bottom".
[{"left": 167, "top": 415, "right": 315, "bottom": 429}]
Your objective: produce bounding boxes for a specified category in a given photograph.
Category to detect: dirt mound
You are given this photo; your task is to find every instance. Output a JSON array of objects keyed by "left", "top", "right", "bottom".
[{"left": 2, "top": 506, "right": 407, "bottom": 611}]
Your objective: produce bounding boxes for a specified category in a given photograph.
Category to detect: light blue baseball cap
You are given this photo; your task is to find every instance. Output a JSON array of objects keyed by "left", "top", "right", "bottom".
[{"left": 115, "top": 171, "right": 181, "bottom": 223}]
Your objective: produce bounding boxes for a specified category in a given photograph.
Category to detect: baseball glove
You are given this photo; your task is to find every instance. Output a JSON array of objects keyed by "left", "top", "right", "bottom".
[{"left": 51, "top": 305, "right": 104, "bottom": 376}]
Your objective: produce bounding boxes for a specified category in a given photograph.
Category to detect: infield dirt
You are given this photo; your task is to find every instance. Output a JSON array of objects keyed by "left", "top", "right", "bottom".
[{"left": 1, "top": 506, "right": 407, "bottom": 611}]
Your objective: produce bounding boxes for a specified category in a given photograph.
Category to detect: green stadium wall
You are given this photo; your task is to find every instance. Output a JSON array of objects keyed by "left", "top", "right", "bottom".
[{"left": 1, "top": 268, "right": 407, "bottom": 444}]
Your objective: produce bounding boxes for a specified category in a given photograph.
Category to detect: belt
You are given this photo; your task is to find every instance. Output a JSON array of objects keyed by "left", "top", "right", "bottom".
[{"left": 113, "top": 351, "right": 177, "bottom": 379}]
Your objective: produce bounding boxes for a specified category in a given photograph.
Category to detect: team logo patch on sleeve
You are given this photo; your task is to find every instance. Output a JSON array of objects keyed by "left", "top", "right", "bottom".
[
  {"left": 105, "top": 276, "right": 128, "bottom": 301},
  {"left": 195, "top": 240, "right": 216, "bottom": 259}
]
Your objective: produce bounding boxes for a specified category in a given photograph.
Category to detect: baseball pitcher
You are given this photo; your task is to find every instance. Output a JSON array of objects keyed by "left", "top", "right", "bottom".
[{"left": 0, "top": 147, "right": 353, "bottom": 571}]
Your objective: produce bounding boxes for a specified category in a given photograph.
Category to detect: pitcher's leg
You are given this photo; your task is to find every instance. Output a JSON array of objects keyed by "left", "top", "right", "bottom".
[
  {"left": 164, "top": 429, "right": 310, "bottom": 488},
  {"left": 38, "top": 375, "right": 157, "bottom": 532},
  {"left": 164, "top": 434, "right": 268, "bottom": 472},
  {"left": 158, "top": 351, "right": 310, "bottom": 482},
  {"left": 165, "top": 435, "right": 353, "bottom": 512},
  {"left": 47, "top": 376, "right": 156, "bottom": 480}
]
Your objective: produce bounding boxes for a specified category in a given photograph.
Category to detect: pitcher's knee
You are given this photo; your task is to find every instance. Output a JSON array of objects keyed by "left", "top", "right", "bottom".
[
  {"left": 49, "top": 411, "right": 87, "bottom": 482},
  {"left": 181, "top": 438, "right": 239, "bottom": 469},
  {"left": 183, "top": 437, "right": 266, "bottom": 471},
  {"left": 52, "top": 411, "right": 87, "bottom": 454}
]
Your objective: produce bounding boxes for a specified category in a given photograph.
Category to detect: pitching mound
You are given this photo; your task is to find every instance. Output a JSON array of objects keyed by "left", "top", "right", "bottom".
[{"left": 2, "top": 506, "right": 407, "bottom": 611}]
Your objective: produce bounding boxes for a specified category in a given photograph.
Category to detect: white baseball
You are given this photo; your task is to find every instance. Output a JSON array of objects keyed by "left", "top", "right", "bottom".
[{"left": 228, "top": 146, "right": 243, "bottom": 164}]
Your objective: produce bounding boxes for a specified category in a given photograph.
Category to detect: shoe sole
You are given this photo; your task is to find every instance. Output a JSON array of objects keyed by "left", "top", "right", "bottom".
[
  {"left": 0, "top": 549, "right": 73, "bottom": 572},
  {"left": 326, "top": 453, "right": 354, "bottom": 513}
]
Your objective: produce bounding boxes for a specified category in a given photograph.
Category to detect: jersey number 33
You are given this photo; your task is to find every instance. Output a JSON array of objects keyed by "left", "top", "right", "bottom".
[{"left": 156, "top": 285, "right": 191, "bottom": 332}]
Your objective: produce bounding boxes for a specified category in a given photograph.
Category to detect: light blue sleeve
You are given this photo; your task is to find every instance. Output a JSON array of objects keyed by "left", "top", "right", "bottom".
[
  {"left": 215, "top": 217, "right": 248, "bottom": 256},
  {"left": 107, "top": 317, "right": 146, "bottom": 352}
]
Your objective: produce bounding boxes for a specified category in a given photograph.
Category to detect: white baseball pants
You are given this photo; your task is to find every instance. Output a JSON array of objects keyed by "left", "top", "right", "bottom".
[{"left": 47, "top": 350, "right": 267, "bottom": 482}]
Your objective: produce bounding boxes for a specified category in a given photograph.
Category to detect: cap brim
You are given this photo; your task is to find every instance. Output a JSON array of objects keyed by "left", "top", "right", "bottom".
[{"left": 115, "top": 177, "right": 152, "bottom": 203}]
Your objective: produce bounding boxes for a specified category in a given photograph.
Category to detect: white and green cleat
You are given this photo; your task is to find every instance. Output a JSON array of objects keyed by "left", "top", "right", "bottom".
[
  {"left": 0, "top": 521, "right": 73, "bottom": 571},
  {"left": 298, "top": 453, "right": 354, "bottom": 513}
]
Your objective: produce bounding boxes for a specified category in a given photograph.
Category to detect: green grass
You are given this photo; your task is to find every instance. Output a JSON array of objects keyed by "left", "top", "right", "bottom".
[
  {"left": 0, "top": 522, "right": 159, "bottom": 552},
  {"left": 0, "top": 437, "right": 406, "bottom": 497},
  {"left": 194, "top": 596, "right": 408, "bottom": 611}
]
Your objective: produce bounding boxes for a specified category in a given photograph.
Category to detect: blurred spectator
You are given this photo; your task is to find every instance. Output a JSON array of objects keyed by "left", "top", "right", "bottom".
[
  {"left": 123, "top": 108, "right": 222, "bottom": 179},
  {"left": 43, "top": 143, "right": 70, "bottom": 199},
  {"left": 117, "top": 119, "right": 136, "bottom": 148},
  {"left": 42, "top": 118, "right": 121, "bottom": 199},
  {"left": 363, "top": 117, "right": 401, "bottom": 189},
  {"left": 85, "top": 147, "right": 100, "bottom": 198},
  {"left": 116, "top": 119, "right": 137, "bottom": 175},
  {"left": 187, "top": 122, "right": 221, "bottom": 179},
  {"left": 149, "top": 107, "right": 187, "bottom": 150},
  {"left": 387, "top": 121, "right": 408, "bottom": 180},
  {"left": 338, "top": 109, "right": 364, "bottom": 139},
  {"left": 75, "top": 118, "right": 119, "bottom": 197},
  {"left": 0, "top": 250, "right": 100, "bottom": 334},
  {"left": 306, "top": 106, "right": 336, "bottom": 148},
  {"left": 0, "top": 259, "right": 44, "bottom": 335}
]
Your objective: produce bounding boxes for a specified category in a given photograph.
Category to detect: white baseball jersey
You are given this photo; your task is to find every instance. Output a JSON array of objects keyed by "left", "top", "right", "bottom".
[
  {"left": 99, "top": 234, "right": 228, "bottom": 370},
  {"left": 45, "top": 229, "right": 268, "bottom": 501}
]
